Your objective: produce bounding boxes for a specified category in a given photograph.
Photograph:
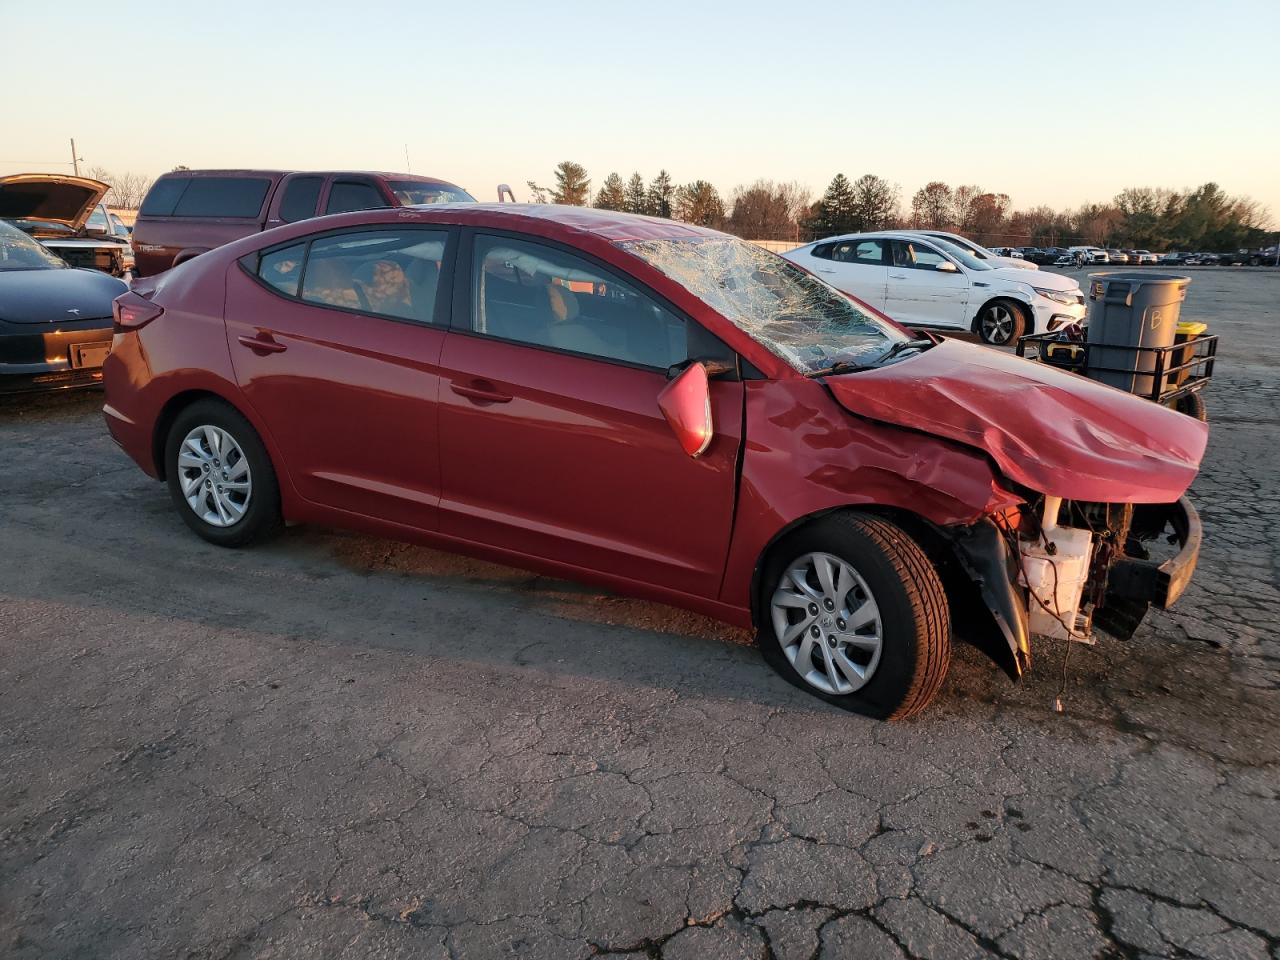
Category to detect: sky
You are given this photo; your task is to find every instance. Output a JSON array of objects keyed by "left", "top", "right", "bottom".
[{"left": 3, "top": 0, "right": 1278, "bottom": 221}]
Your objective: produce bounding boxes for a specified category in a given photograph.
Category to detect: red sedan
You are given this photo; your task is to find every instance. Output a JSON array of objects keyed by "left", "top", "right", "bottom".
[{"left": 103, "top": 205, "right": 1207, "bottom": 719}]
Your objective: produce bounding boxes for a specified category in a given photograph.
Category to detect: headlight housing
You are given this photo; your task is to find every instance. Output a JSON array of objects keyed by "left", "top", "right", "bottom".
[{"left": 1033, "top": 286, "right": 1080, "bottom": 305}]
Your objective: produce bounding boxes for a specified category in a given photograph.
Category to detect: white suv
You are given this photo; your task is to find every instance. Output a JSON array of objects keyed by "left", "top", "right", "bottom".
[{"left": 784, "top": 232, "right": 1086, "bottom": 345}]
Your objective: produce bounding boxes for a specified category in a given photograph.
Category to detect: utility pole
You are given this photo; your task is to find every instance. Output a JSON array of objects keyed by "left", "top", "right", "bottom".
[{"left": 69, "top": 138, "right": 81, "bottom": 176}]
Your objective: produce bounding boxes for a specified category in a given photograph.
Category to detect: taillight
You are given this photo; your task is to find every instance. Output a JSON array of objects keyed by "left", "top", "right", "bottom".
[{"left": 113, "top": 291, "right": 163, "bottom": 333}]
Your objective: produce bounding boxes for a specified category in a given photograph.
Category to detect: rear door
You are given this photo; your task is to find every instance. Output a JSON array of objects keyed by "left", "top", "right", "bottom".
[
  {"left": 265, "top": 174, "right": 324, "bottom": 230},
  {"left": 225, "top": 225, "right": 455, "bottom": 528},
  {"left": 435, "top": 230, "right": 743, "bottom": 598},
  {"left": 807, "top": 238, "right": 889, "bottom": 311},
  {"left": 884, "top": 239, "right": 970, "bottom": 328}
]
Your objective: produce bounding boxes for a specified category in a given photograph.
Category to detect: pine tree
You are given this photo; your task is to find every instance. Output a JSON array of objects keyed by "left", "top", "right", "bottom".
[
  {"left": 594, "top": 172, "right": 627, "bottom": 210},
  {"left": 624, "top": 173, "right": 650, "bottom": 215},
  {"left": 848, "top": 174, "right": 899, "bottom": 231},
  {"left": 551, "top": 161, "right": 590, "bottom": 206},
  {"left": 811, "top": 174, "right": 857, "bottom": 237},
  {"left": 674, "top": 181, "right": 725, "bottom": 227},
  {"left": 647, "top": 169, "right": 676, "bottom": 219}
]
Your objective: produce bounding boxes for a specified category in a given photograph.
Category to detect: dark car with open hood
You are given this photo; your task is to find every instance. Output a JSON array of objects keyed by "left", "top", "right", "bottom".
[
  {"left": 0, "top": 219, "right": 127, "bottom": 394},
  {"left": 0, "top": 174, "right": 134, "bottom": 278},
  {"left": 103, "top": 205, "right": 1206, "bottom": 719}
]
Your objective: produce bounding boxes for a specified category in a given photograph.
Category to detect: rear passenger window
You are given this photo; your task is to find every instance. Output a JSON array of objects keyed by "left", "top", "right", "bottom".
[
  {"left": 831, "top": 239, "right": 885, "bottom": 264},
  {"left": 278, "top": 177, "right": 323, "bottom": 223},
  {"left": 325, "top": 181, "right": 389, "bottom": 215},
  {"left": 257, "top": 244, "right": 306, "bottom": 297},
  {"left": 299, "top": 229, "right": 447, "bottom": 323},
  {"left": 471, "top": 235, "right": 686, "bottom": 370},
  {"left": 171, "top": 178, "right": 271, "bottom": 218}
]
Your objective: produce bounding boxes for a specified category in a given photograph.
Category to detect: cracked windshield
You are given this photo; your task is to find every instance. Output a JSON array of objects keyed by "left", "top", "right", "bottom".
[{"left": 619, "top": 236, "right": 905, "bottom": 374}]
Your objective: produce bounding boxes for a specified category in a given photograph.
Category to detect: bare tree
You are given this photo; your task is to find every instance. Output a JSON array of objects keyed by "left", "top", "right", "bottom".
[
  {"left": 910, "top": 181, "right": 953, "bottom": 228},
  {"left": 81, "top": 166, "right": 154, "bottom": 209},
  {"left": 726, "top": 180, "right": 811, "bottom": 240},
  {"left": 111, "top": 172, "right": 154, "bottom": 210}
]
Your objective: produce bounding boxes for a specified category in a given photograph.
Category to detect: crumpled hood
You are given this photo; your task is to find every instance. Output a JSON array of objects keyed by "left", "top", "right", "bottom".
[
  {"left": 823, "top": 338, "right": 1208, "bottom": 503},
  {"left": 0, "top": 174, "right": 109, "bottom": 232}
]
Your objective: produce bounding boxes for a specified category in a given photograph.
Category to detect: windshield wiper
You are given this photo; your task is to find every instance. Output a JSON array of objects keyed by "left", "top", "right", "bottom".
[
  {"left": 871, "top": 337, "right": 934, "bottom": 366},
  {"left": 809, "top": 338, "right": 934, "bottom": 378}
]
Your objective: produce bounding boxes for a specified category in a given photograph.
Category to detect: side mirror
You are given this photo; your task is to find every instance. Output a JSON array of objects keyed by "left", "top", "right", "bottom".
[
  {"left": 935, "top": 260, "right": 959, "bottom": 273},
  {"left": 657, "top": 361, "right": 713, "bottom": 458}
]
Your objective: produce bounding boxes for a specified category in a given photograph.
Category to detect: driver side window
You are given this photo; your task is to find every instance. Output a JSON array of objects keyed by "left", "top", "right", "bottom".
[
  {"left": 892, "top": 240, "right": 950, "bottom": 271},
  {"left": 470, "top": 234, "right": 687, "bottom": 370}
]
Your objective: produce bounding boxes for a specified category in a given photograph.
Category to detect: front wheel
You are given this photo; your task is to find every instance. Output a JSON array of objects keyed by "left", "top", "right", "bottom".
[
  {"left": 757, "top": 513, "right": 951, "bottom": 720},
  {"left": 976, "top": 300, "right": 1027, "bottom": 346},
  {"left": 164, "top": 398, "right": 282, "bottom": 547}
]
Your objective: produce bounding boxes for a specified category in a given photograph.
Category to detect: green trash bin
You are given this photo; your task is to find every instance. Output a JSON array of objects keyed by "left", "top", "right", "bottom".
[{"left": 1084, "top": 272, "right": 1190, "bottom": 396}]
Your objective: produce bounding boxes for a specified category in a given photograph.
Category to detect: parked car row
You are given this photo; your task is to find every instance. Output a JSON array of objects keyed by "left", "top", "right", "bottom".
[
  {"left": 0, "top": 175, "right": 134, "bottom": 277},
  {"left": 784, "top": 231, "right": 1084, "bottom": 344}
]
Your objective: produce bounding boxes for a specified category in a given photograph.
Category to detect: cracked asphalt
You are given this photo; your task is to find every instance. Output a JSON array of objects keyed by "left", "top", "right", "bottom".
[{"left": 2, "top": 267, "right": 1278, "bottom": 959}]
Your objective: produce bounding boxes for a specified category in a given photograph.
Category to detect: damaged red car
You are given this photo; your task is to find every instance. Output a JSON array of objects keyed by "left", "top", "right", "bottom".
[{"left": 102, "top": 206, "right": 1207, "bottom": 719}]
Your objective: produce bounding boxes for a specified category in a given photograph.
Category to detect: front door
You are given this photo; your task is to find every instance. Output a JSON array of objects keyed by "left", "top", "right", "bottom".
[
  {"left": 885, "top": 239, "right": 970, "bottom": 328},
  {"left": 436, "top": 231, "right": 743, "bottom": 599},
  {"left": 225, "top": 225, "right": 454, "bottom": 528}
]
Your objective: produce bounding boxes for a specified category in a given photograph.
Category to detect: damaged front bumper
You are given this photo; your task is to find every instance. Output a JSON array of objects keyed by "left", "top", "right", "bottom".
[
  {"left": 948, "top": 495, "right": 1202, "bottom": 678},
  {"left": 1095, "top": 496, "right": 1201, "bottom": 639}
]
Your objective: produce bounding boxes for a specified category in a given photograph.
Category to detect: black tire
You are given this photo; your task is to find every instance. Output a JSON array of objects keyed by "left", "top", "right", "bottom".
[
  {"left": 164, "top": 398, "right": 283, "bottom": 547},
  {"left": 975, "top": 299, "right": 1028, "bottom": 346},
  {"left": 1170, "top": 391, "right": 1208, "bottom": 422},
  {"left": 757, "top": 513, "right": 951, "bottom": 720}
]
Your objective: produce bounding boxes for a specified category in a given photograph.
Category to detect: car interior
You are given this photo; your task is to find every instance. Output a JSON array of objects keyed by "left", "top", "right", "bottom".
[{"left": 292, "top": 233, "right": 444, "bottom": 323}]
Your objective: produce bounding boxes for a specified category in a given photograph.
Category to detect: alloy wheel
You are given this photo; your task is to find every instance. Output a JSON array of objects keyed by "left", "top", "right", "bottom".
[
  {"left": 177, "top": 425, "right": 253, "bottom": 527},
  {"left": 980, "top": 304, "right": 1016, "bottom": 344},
  {"left": 770, "top": 551, "right": 884, "bottom": 695}
]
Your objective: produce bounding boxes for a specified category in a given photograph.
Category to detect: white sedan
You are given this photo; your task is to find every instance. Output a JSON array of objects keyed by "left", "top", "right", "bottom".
[{"left": 784, "top": 232, "right": 1086, "bottom": 345}]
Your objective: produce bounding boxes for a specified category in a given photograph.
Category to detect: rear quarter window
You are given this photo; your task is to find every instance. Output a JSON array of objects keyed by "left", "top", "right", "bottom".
[
  {"left": 173, "top": 178, "right": 271, "bottom": 217},
  {"left": 139, "top": 177, "right": 189, "bottom": 216},
  {"left": 141, "top": 177, "right": 271, "bottom": 218}
]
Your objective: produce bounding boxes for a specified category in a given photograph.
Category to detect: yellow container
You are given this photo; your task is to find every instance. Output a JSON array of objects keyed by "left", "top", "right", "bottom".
[{"left": 1170, "top": 321, "right": 1208, "bottom": 387}]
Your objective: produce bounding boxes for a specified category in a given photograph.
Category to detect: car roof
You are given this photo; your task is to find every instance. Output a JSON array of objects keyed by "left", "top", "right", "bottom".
[
  {"left": 387, "top": 203, "right": 728, "bottom": 243},
  {"left": 804, "top": 231, "right": 946, "bottom": 245}
]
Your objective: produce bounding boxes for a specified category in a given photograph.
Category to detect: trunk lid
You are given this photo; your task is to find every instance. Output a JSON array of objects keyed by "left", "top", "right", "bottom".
[{"left": 823, "top": 338, "right": 1207, "bottom": 504}]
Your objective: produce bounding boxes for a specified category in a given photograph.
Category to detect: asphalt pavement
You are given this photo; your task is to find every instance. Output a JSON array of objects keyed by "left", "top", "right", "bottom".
[{"left": 2, "top": 266, "right": 1277, "bottom": 959}]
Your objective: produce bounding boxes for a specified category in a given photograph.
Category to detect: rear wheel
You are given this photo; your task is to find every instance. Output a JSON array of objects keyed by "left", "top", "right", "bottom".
[
  {"left": 1170, "top": 391, "right": 1208, "bottom": 422},
  {"left": 757, "top": 513, "right": 951, "bottom": 720},
  {"left": 976, "top": 300, "right": 1027, "bottom": 346},
  {"left": 164, "top": 399, "right": 282, "bottom": 547}
]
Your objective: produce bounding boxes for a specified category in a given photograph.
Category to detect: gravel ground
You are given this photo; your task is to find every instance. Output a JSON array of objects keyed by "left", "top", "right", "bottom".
[{"left": 2, "top": 266, "right": 1277, "bottom": 959}]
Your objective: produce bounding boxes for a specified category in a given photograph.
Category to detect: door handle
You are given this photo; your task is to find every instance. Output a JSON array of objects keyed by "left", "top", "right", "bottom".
[
  {"left": 889, "top": 273, "right": 907, "bottom": 279},
  {"left": 816, "top": 268, "right": 836, "bottom": 274},
  {"left": 237, "top": 333, "right": 287, "bottom": 354},
  {"left": 450, "top": 380, "right": 513, "bottom": 404}
]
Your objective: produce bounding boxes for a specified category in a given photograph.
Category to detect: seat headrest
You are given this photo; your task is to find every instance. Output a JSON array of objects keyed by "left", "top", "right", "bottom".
[{"left": 547, "top": 283, "right": 579, "bottom": 322}]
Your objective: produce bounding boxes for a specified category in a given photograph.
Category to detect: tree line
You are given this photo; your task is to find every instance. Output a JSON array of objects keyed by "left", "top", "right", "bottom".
[{"left": 527, "top": 161, "right": 1272, "bottom": 252}]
